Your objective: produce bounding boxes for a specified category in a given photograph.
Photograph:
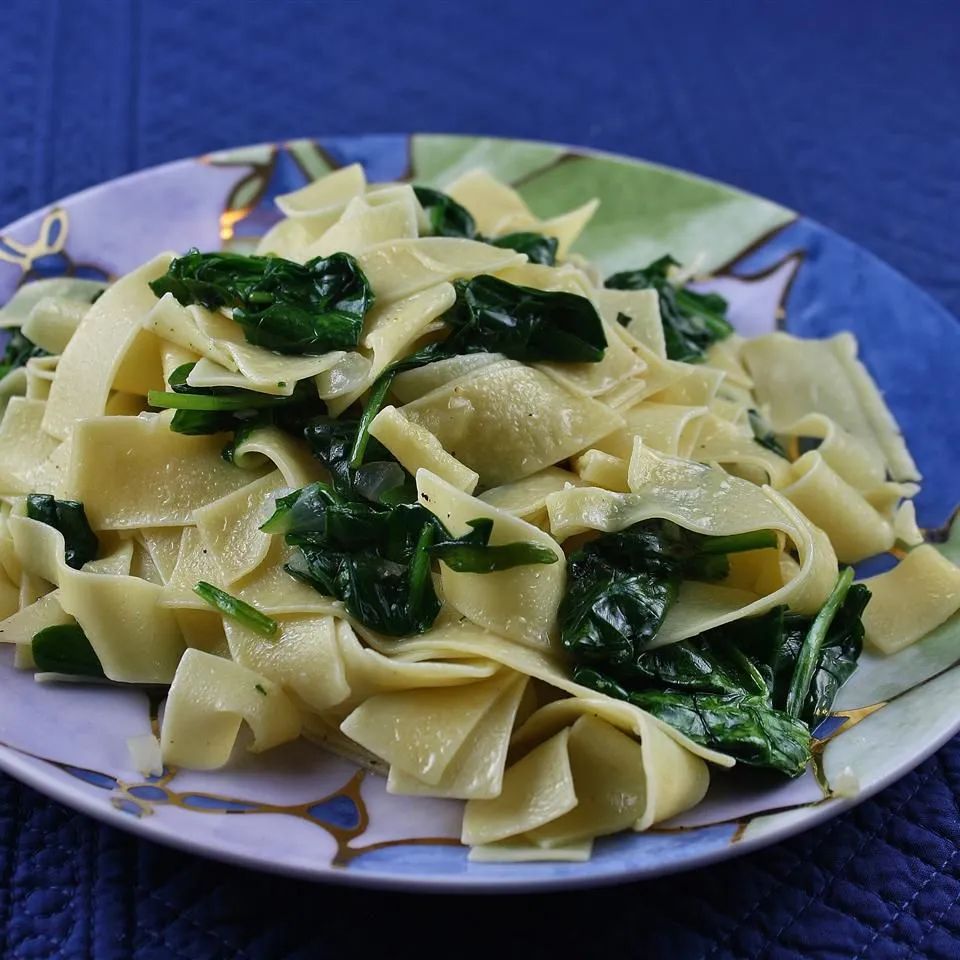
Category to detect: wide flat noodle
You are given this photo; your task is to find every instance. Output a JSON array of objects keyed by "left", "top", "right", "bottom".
[
  {"left": 24, "top": 355, "right": 57, "bottom": 402},
  {"left": 536, "top": 319, "right": 642, "bottom": 399},
  {"left": 391, "top": 352, "right": 505, "bottom": 404},
  {"left": 357, "top": 238, "right": 524, "bottom": 303},
  {"left": 304, "top": 195, "right": 419, "bottom": 258},
  {"left": 387, "top": 674, "right": 528, "bottom": 800},
  {"left": 573, "top": 450, "right": 630, "bottom": 492},
  {"left": 275, "top": 163, "right": 365, "bottom": 217},
  {"left": 860, "top": 545, "right": 960, "bottom": 654},
  {"left": 322, "top": 282, "right": 456, "bottom": 416},
  {"left": 188, "top": 303, "right": 348, "bottom": 389},
  {"left": 186, "top": 358, "right": 295, "bottom": 397},
  {"left": 369, "top": 406, "right": 479, "bottom": 493},
  {"left": 43, "top": 255, "right": 170, "bottom": 440},
  {"left": 479, "top": 466, "right": 585, "bottom": 524},
  {"left": 742, "top": 332, "right": 919, "bottom": 482},
  {"left": 70, "top": 412, "right": 266, "bottom": 529},
  {"left": 0, "top": 591, "right": 72, "bottom": 655},
  {"left": 340, "top": 670, "right": 517, "bottom": 785},
  {"left": 193, "top": 471, "right": 286, "bottom": 585},
  {"left": 0, "top": 277, "right": 104, "bottom": 327},
  {"left": 229, "top": 426, "right": 323, "bottom": 488},
  {"left": 594, "top": 288, "right": 665, "bottom": 358},
  {"left": 225, "top": 614, "right": 350, "bottom": 714},
  {"left": 444, "top": 168, "right": 532, "bottom": 236},
  {"left": 160, "top": 648, "right": 301, "bottom": 769},
  {"left": 402, "top": 361, "right": 623, "bottom": 486},
  {"left": 461, "top": 728, "right": 577, "bottom": 845},
  {"left": 334, "top": 619, "right": 498, "bottom": 712},
  {"left": 145, "top": 294, "right": 234, "bottom": 368},
  {"left": 0, "top": 398, "right": 60, "bottom": 494},
  {"left": 9, "top": 512, "right": 184, "bottom": 682},
  {"left": 511, "top": 703, "right": 709, "bottom": 836},
  {"left": 495, "top": 262, "right": 595, "bottom": 297},
  {"left": 369, "top": 615, "right": 733, "bottom": 767},
  {"left": 780, "top": 451, "right": 894, "bottom": 563},
  {"left": 0, "top": 368, "right": 28, "bottom": 419},
  {"left": 136, "top": 527, "right": 184, "bottom": 584},
  {"left": 22, "top": 297, "right": 90, "bottom": 354},
  {"left": 692, "top": 413, "right": 792, "bottom": 487},
  {"left": 467, "top": 839, "right": 592, "bottom": 863},
  {"left": 417, "top": 470, "right": 565, "bottom": 649},
  {"left": 594, "top": 402, "right": 707, "bottom": 460}
]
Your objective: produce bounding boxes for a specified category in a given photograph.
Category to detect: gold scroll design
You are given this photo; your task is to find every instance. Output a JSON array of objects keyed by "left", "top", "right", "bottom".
[{"left": 0, "top": 207, "right": 111, "bottom": 284}]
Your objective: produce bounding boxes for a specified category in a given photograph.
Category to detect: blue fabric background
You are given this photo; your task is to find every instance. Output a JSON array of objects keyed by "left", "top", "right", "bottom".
[{"left": 2, "top": 1, "right": 958, "bottom": 956}]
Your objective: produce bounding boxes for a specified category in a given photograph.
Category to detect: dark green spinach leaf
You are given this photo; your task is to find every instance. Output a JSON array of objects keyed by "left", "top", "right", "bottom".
[
  {"left": 785, "top": 568, "right": 862, "bottom": 724},
  {"left": 605, "top": 255, "right": 733, "bottom": 362},
  {"left": 573, "top": 571, "right": 869, "bottom": 776},
  {"left": 560, "top": 520, "right": 776, "bottom": 670},
  {"left": 0, "top": 328, "right": 47, "bottom": 380},
  {"left": 26, "top": 494, "right": 99, "bottom": 569},
  {"left": 149, "top": 249, "right": 374, "bottom": 355},
  {"left": 443, "top": 274, "right": 606, "bottom": 363},
  {"left": 413, "top": 186, "right": 477, "bottom": 238},
  {"left": 574, "top": 636, "right": 812, "bottom": 777},
  {"left": 32, "top": 623, "right": 105, "bottom": 678},
  {"left": 748, "top": 408, "right": 789, "bottom": 459},
  {"left": 630, "top": 688, "right": 813, "bottom": 777},
  {"left": 428, "top": 517, "right": 558, "bottom": 572},
  {"left": 489, "top": 232, "right": 558, "bottom": 266},
  {"left": 263, "top": 481, "right": 557, "bottom": 637},
  {"left": 412, "top": 186, "right": 558, "bottom": 266}
]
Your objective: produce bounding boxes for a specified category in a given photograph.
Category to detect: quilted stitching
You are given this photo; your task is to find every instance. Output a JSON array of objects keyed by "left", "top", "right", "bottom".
[{"left": 2, "top": 0, "right": 960, "bottom": 956}]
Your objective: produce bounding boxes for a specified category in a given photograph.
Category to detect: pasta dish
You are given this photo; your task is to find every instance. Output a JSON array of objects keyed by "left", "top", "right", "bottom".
[{"left": 1, "top": 165, "right": 957, "bottom": 862}]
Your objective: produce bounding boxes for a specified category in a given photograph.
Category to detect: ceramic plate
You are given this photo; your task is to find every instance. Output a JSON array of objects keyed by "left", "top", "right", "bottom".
[{"left": 1, "top": 135, "right": 957, "bottom": 892}]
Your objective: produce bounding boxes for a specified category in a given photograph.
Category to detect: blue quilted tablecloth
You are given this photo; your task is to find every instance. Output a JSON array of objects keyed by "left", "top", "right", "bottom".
[{"left": 2, "top": 1, "right": 959, "bottom": 956}]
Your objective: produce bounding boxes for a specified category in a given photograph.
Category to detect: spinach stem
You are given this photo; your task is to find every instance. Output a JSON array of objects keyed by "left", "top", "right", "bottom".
[
  {"left": 699, "top": 529, "right": 778, "bottom": 555},
  {"left": 349, "top": 372, "right": 395, "bottom": 468},
  {"left": 785, "top": 567, "right": 855, "bottom": 718},
  {"left": 148, "top": 390, "right": 289, "bottom": 412},
  {"left": 193, "top": 581, "right": 279, "bottom": 638}
]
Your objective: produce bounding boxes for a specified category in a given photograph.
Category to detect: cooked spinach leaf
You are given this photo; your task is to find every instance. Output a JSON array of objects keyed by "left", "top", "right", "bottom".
[
  {"left": 573, "top": 571, "right": 869, "bottom": 776},
  {"left": 413, "top": 186, "right": 477, "bottom": 238},
  {"left": 26, "top": 494, "right": 99, "bottom": 569},
  {"left": 429, "top": 517, "right": 558, "bottom": 572},
  {"left": 605, "top": 255, "right": 733, "bottom": 362},
  {"left": 32, "top": 623, "right": 105, "bottom": 678},
  {"left": 443, "top": 275, "right": 606, "bottom": 363},
  {"left": 149, "top": 249, "right": 374, "bottom": 355},
  {"left": 574, "top": 637, "right": 811, "bottom": 776},
  {"left": 631, "top": 689, "right": 813, "bottom": 776},
  {"left": 413, "top": 186, "right": 559, "bottom": 265},
  {"left": 193, "top": 581, "right": 278, "bottom": 638},
  {"left": 785, "top": 568, "right": 860, "bottom": 722},
  {"left": 559, "top": 520, "right": 776, "bottom": 670},
  {"left": 303, "top": 415, "right": 407, "bottom": 500},
  {"left": 748, "top": 408, "right": 788, "bottom": 459},
  {"left": 0, "top": 328, "right": 47, "bottom": 380},
  {"left": 489, "top": 232, "right": 558, "bottom": 266},
  {"left": 263, "top": 481, "right": 557, "bottom": 637}
]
